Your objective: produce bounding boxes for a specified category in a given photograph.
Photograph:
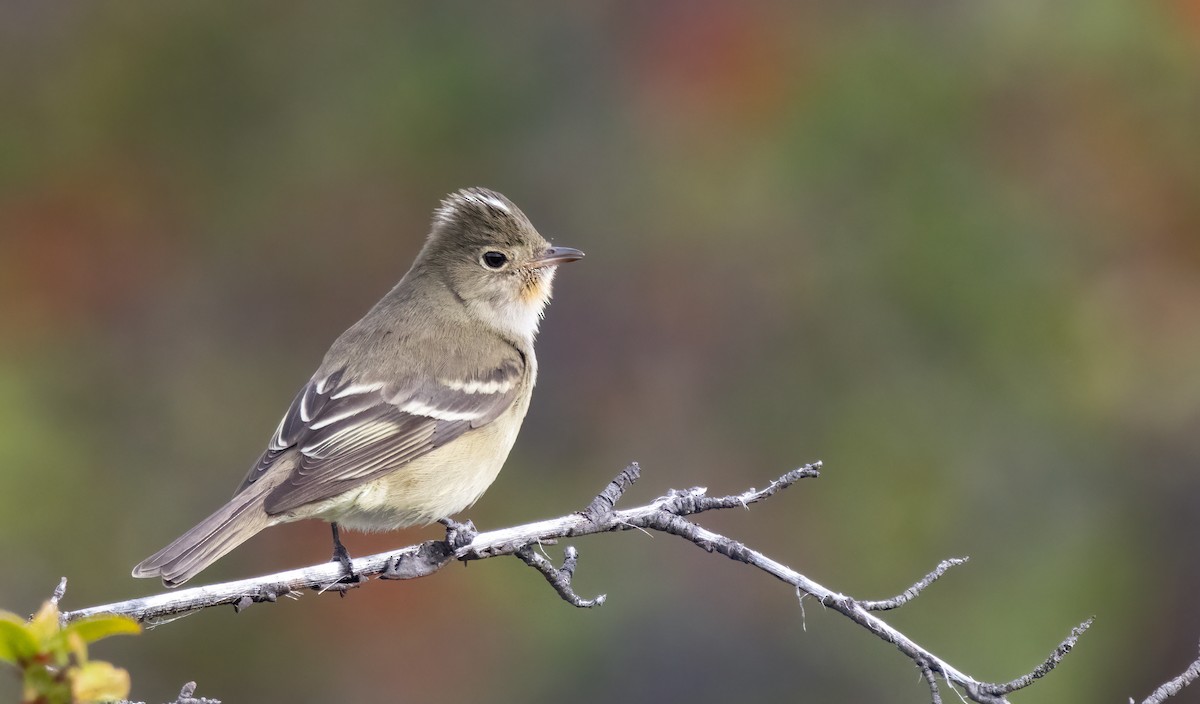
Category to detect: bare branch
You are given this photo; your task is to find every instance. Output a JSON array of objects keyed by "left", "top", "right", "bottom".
[
  {"left": 918, "top": 660, "right": 942, "bottom": 704},
  {"left": 61, "top": 461, "right": 1087, "bottom": 703},
  {"left": 972, "top": 619, "right": 1093, "bottom": 699},
  {"left": 858, "top": 558, "right": 969, "bottom": 611},
  {"left": 581, "top": 462, "right": 641, "bottom": 521},
  {"left": 663, "top": 463, "right": 823, "bottom": 515},
  {"left": 50, "top": 576, "right": 68, "bottom": 607},
  {"left": 514, "top": 545, "right": 605, "bottom": 608},
  {"left": 1137, "top": 640, "right": 1200, "bottom": 704}
]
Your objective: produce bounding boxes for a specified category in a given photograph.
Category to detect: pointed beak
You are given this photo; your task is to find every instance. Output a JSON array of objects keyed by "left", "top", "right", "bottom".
[{"left": 529, "top": 246, "right": 585, "bottom": 268}]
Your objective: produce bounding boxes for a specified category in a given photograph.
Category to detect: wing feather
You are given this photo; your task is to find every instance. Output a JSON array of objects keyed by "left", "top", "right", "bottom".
[{"left": 237, "top": 355, "right": 524, "bottom": 516}]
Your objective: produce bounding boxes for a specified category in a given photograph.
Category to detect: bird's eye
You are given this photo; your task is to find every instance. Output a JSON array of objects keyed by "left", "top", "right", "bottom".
[{"left": 481, "top": 251, "right": 509, "bottom": 269}]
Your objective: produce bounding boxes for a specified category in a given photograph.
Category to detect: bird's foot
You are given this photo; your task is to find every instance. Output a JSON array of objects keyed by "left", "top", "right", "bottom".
[
  {"left": 331, "top": 542, "right": 355, "bottom": 576},
  {"left": 438, "top": 517, "right": 478, "bottom": 552},
  {"left": 329, "top": 523, "right": 360, "bottom": 583}
]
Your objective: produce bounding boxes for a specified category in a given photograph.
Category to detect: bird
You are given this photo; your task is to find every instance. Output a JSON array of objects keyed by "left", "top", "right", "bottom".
[{"left": 132, "top": 187, "right": 584, "bottom": 587}]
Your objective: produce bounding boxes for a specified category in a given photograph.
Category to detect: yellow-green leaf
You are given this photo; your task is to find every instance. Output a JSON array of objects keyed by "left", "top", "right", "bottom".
[
  {"left": 70, "top": 661, "right": 131, "bottom": 703},
  {"left": 0, "top": 618, "right": 38, "bottom": 663},
  {"left": 65, "top": 615, "right": 141, "bottom": 644},
  {"left": 65, "top": 631, "right": 88, "bottom": 663},
  {"left": 26, "top": 602, "right": 60, "bottom": 646}
]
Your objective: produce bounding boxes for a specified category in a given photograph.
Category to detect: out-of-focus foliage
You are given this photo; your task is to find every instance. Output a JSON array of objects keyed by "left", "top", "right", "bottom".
[
  {"left": 0, "top": 602, "right": 138, "bottom": 703},
  {"left": 2, "top": 1, "right": 1199, "bottom": 702}
]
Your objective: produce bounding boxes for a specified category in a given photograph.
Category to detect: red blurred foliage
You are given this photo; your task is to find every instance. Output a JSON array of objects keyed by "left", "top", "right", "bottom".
[
  {"left": 1168, "top": 0, "right": 1200, "bottom": 38},
  {"left": 623, "top": 2, "right": 801, "bottom": 134},
  {"left": 0, "top": 162, "right": 178, "bottom": 331}
]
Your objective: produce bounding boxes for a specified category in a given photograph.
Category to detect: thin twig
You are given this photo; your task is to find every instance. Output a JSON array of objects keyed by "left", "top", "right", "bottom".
[
  {"left": 972, "top": 619, "right": 1093, "bottom": 699},
  {"left": 581, "top": 462, "right": 641, "bottom": 521},
  {"left": 514, "top": 545, "right": 605, "bottom": 608},
  {"left": 918, "top": 660, "right": 942, "bottom": 704},
  {"left": 858, "top": 558, "right": 969, "bottom": 611},
  {"left": 1137, "top": 640, "right": 1200, "bottom": 704},
  {"left": 50, "top": 577, "right": 68, "bottom": 607}
]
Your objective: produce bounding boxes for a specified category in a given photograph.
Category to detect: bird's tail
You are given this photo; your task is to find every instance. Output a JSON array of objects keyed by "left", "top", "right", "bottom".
[{"left": 132, "top": 488, "right": 271, "bottom": 588}]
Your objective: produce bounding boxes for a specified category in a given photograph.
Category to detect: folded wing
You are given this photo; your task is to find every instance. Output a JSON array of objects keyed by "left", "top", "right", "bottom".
[{"left": 238, "top": 356, "right": 524, "bottom": 515}]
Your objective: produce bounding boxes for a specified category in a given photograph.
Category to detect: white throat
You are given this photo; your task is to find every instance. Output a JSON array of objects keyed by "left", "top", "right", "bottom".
[{"left": 471, "top": 267, "right": 556, "bottom": 342}]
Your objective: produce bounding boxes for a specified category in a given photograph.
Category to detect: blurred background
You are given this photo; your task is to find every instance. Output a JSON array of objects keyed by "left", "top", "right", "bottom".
[{"left": 2, "top": 1, "right": 1199, "bottom": 702}]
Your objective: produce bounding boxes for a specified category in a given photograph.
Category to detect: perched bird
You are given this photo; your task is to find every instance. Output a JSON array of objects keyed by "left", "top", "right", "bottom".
[{"left": 133, "top": 187, "right": 583, "bottom": 587}]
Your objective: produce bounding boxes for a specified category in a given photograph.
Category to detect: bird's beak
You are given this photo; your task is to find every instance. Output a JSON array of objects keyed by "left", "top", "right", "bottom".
[{"left": 529, "top": 246, "right": 585, "bottom": 268}]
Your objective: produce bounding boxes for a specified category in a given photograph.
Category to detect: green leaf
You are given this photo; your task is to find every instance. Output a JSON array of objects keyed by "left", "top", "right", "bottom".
[
  {"left": 64, "top": 615, "right": 141, "bottom": 644},
  {"left": 0, "top": 618, "right": 38, "bottom": 664},
  {"left": 23, "top": 663, "right": 72, "bottom": 703},
  {"left": 23, "top": 664, "right": 71, "bottom": 704}
]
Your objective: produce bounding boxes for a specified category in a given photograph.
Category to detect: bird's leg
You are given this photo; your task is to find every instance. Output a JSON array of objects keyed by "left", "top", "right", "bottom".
[
  {"left": 329, "top": 523, "right": 356, "bottom": 578},
  {"left": 322, "top": 523, "right": 367, "bottom": 595},
  {"left": 438, "top": 517, "right": 478, "bottom": 551}
]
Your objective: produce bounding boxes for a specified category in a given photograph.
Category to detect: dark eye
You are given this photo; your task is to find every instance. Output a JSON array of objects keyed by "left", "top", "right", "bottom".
[{"left": 481, "top": 251, "right": 508, "bottom": 269}]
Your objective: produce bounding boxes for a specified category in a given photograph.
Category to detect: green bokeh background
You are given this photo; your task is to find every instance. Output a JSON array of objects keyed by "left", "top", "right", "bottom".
[{"left": 3, "top": 2, "right": 1200, "bottom": 702}]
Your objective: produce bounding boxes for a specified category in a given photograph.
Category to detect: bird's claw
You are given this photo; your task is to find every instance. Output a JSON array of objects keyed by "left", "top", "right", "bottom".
[
  {"left": 328, "top": 522, "right": 360, "bottom": 582},
  {"left": 438, "top": 517, "right": 478, "bottom": 551}
]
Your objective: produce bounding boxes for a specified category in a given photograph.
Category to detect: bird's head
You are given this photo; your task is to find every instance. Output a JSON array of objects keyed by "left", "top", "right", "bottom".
[{"left": 419, "top": 187, "right": 584, "bottom": 341}]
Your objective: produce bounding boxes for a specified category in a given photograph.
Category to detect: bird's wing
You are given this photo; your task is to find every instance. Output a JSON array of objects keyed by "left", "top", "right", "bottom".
[{"left": 237, "top": 356, "right": 525, "bottom": 516}]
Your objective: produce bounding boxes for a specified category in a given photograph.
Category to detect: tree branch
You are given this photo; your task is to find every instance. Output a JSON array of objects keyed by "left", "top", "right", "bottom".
[
  {"left": 514, "top": 544, "right": 605, "bottom": 608},
  {"left": 918, "top": 660, "right": 942, "bottom": 704},
  {"left": 973, "top": 619, "right": 1093, "bottom": 699},
  {"left": 858, "top": 557, "right": 969, "bottom": 611},
  {"left": 1136, "top": 640, "right": 1200, "bottom": 704},
  {"left": 62, "top": 461, "right": 1091, "bottom": 702}
]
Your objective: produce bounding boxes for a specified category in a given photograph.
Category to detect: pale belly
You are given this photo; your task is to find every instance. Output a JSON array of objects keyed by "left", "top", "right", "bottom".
[{"left": 302, "top": 398, "right": 529, "bottom": 531}]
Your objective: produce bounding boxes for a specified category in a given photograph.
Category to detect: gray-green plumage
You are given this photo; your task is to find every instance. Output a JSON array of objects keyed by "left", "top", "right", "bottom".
[{"left": 132, "top": 188, "right": 582, "bottom": 587}]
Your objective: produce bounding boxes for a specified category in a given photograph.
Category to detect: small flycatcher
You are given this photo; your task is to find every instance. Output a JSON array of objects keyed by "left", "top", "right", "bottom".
[{"left": 133, "top": 187, "right": 583, "bottom": 586}]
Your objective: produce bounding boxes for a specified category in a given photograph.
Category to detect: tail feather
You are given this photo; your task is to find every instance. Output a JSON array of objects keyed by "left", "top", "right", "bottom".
[{"left": 132, "top": 491, "right": 271, "bottom": 587}]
